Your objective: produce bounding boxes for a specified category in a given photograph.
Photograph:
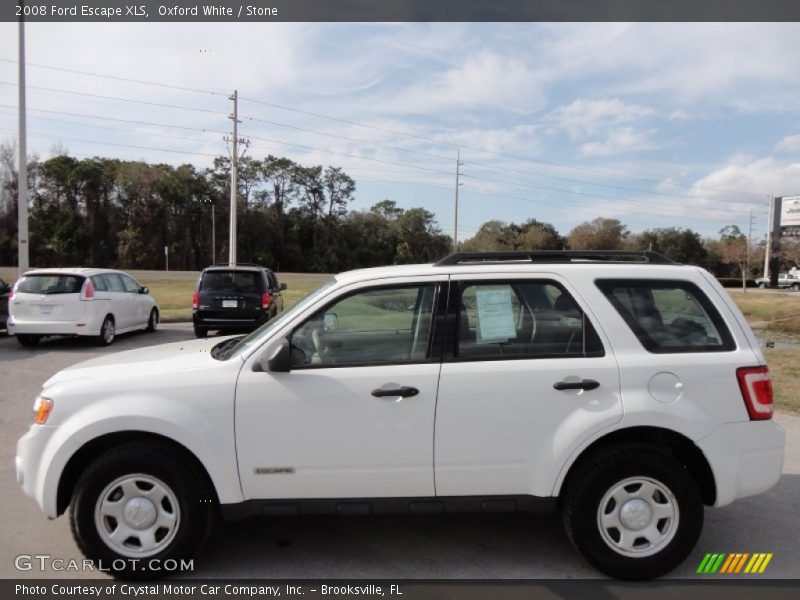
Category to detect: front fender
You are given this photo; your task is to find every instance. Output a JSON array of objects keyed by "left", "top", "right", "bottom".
[{"left": 36, "top": 394, "right": 242, "bottom": 518}]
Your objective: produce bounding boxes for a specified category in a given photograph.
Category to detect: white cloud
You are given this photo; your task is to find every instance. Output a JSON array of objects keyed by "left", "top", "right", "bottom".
[
  {"left": 668, "top": 110, "right": 692, "bottom": 121},
  {"left": 656, "top": 177, "right": 676, "bottom": 192},
  {"left": 688, "top": 157, "right": 800, "bottom": 207},
  {"left": 550, "top": 98, "right": 655, "bottom": 139},
  {"left": 375, "top": 52, "right": 548, "bottom": 116},
  {"left": 776, "top": 134, "right": 800, "bottom": 153},
  {"left": 579, "top": 127, "right": 658, "bottom": 157}
]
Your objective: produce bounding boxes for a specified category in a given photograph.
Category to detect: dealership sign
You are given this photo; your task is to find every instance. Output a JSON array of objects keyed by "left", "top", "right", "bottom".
[{"left": 780, "top": 196, "right": 800, "bottom": 227}]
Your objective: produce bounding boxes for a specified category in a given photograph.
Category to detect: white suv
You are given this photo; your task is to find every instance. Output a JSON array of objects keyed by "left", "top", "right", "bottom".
[
  {"left": 8, "top": 268, "right": 159, "bottom": 346},
  {"left": 15, "top": 251, "right": 785, "bottom": 579}
]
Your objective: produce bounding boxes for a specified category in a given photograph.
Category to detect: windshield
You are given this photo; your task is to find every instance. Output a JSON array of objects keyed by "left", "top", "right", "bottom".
[{"left": 214, "top": 278, "right": 336, "bottom": 361}]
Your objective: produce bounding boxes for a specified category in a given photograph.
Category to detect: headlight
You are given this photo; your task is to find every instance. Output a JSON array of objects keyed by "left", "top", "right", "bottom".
[{"left": 32, "top": 397, "right": 54, "bottom": 425}]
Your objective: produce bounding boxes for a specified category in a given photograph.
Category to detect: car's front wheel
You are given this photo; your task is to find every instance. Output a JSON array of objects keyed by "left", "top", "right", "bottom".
[
  {"left": 70, "top": 442, "right": 216, "bottom": 579},
  {"left": 146, "top": 308, "right": 159, "bottom": 333},
  {"left": 562, "top": 444, "right": 703, "bottom": 580}
]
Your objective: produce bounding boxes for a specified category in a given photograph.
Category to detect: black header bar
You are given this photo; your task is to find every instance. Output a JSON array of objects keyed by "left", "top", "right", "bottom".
[{"left": 4, "top": 0, "right": 800, "bottom": 23}]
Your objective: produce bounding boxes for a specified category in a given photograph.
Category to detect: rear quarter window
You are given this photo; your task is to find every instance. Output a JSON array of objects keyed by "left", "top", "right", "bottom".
[{"left": 595, "top": 279, "right": 735, "bottom": 353}]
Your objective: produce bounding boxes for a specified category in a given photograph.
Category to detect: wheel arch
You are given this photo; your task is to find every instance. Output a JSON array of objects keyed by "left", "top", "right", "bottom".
[
  {"left": 56, "top": 431, "right": 219, "bottom": 516},
  {"left": 557, "top": 426, "right": 716, "bottom": 506}
]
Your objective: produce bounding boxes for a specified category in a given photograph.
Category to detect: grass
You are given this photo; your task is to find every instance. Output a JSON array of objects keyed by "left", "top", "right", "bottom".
[
  {"left": 2, "top": 266, "right": 798, "bottom": 413},
  {"left": 764, "top": 348, "right": 800, "bottom": 413},
  {"left": 728, "top": 289, "right": 800, "bottom": 335}
]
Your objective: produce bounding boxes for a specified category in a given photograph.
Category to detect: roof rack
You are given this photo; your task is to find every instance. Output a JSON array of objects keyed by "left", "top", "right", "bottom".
[
  {"left": 210, "top": 262, "right": 262, "bottom": 268},
  {"left": 433, "top": 250, "right": 675, "bottom": 267}
]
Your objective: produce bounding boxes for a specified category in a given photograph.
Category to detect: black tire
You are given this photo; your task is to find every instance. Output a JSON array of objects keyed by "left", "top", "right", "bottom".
[
  {"left": 96, "top": 315, "right": 115, "bottom": 346},
  {"left": 146, "top": 308, "right": 159, "bottom": 333},
  {"left": 69, "top": 442, "right": 216, "bottom": 580},
  {"left": 792, "top": 283, "right": 800, "bottom": 291},
  {"left": 17, "top": 334, "right": 41, "bottom": 347},
  {"left": 561, "top": 443, "right": 703, "bottom": 580},
  {"left": 193, "top": 324, "right": 208, "bottom": 338}
]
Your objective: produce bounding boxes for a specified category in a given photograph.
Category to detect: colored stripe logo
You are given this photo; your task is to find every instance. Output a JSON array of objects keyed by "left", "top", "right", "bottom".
[{"left": 697, "top": 553, "right": 773, "bottom": 574}]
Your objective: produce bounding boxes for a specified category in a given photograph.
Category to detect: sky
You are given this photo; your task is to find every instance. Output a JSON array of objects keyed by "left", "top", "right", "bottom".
[{"left": 1, "top": 22, "right": 800, "bottom": 242}]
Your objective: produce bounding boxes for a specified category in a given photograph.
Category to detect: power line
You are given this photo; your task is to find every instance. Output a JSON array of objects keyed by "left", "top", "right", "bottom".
[
  {"left": 0, "top": 127, "right": 221, "bottom": 158},
  {"left": 0, "top": 57, "right": 226, "bottom": 96},
  {"left": 0, "top": 81, "right": 225, "bottom": 115},
  {"left": 0, "top": 103, "right": 227, "bottom": 134},
  {"left": 0, "top": 110, "right": 227, "bottom": 147},
  {"left": 0, "top": 59, "right": 769, "bottom": 198}
]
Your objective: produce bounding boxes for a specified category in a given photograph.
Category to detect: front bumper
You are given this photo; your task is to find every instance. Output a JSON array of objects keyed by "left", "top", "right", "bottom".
[
  {"left": 696, "top": 419, "right": 785, "bottom": 507},
  {"left": 16, "top": 424, "right": 62, "bottom": 518}
]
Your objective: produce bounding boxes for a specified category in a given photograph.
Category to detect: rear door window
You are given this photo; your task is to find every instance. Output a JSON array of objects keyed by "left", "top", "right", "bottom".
[
  {"left": 596, "top": 279, "right": 735, "bottom": 353},
  {"left": 105, "top": 273, "right": 126, "bottom": 293},
  {"left": 201, "top": 271, "right": 261, "bottom": 293},
  {"left": 455, "top": 280, "right": 605, "bottom": 359},
  {"left": 91, "top": 275, "right": 109, "bottom": 291},
  {"left": 18, "top": 274, "right": 84, "bottom": 294}
]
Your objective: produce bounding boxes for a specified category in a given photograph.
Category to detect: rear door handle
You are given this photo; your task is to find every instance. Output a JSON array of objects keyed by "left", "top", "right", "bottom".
[
  {"left": 372, "top": 386, "right": 419, "bottom": 398},
  {"left": 553, "top": 379, "right": 600, "bottom": 391}
]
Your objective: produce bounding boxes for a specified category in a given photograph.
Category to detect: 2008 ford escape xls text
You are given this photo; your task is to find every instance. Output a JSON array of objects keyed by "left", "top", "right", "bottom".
[{"left": 16, "top": 251, "right": 785, "bottom": 579}]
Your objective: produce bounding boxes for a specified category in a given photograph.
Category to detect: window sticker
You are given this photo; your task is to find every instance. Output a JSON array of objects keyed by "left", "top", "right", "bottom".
[{"left": 475, "top": 288, "right": 517, "bottom": 342}]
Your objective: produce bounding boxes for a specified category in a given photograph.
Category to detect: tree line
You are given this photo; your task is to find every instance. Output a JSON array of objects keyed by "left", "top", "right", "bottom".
[
  {"left": 0, "top": 144, "right": 451, "bottom": 272},
  {"left": 1, "top": 142, "right": 798, "bottom": 276}
]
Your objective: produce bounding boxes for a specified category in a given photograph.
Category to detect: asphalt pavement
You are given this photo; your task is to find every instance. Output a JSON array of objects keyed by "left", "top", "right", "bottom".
[{"left": 0, "top": 323, "right": 798, "bottom": 579}]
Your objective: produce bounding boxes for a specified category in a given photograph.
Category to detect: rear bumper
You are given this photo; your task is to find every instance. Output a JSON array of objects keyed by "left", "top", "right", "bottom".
[
  {"left": 193, "top": 310, "right": 269, "bottom": 329},
  {"left": 696, "top": 419, "right": 785, "bottom": 507},
  {"left": 7, "top": 314, "right": 102, "bottom": 336}
]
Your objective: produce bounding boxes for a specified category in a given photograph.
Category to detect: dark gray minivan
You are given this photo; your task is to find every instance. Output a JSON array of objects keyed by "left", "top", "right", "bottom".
[{"left": 192, "top": 265, "right": 286, "bottom": 338}]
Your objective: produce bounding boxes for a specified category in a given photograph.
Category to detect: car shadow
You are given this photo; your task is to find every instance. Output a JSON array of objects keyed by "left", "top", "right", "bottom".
[{"left": 182, "top": 473, "right": 800, "bottom": 579}]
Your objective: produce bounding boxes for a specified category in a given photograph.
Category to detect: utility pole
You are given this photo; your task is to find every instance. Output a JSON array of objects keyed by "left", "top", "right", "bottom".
[
  {"left": 227, "top": 90, "right": 239, "bottom": 267},
  {"left": 746, "top": 207, "right": 756, "bottom": 292},
  {"left": 453, "top": 149, "right": 464, "bottom": 252},
  {"left": 17, "top": 16, "right": 28, "bottom": 276},
  {"left": 211, "top": 204, "right": 216, "bottom": 265},
  {"left": 764, "top": 195, "right": 774, "bottom": 280}
]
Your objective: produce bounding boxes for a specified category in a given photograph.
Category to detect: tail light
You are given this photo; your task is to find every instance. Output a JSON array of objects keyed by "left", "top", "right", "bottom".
[
  {"left": 261, "top": 292, "right": 271, "bottom": 309},
  {"left": 192, "top": 291, "right": 200, "bottom": 310},
  {"left": 80, "top": 279, "right": 94, "bottom": 301},
  {"left": 736, "top": 366, "right": 773, "bottom": 420}
]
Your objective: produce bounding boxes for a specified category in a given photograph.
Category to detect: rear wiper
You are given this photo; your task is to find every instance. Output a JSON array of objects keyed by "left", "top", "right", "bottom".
[{"left": 211, "top": 336, "right": 245, "bottom": 360}]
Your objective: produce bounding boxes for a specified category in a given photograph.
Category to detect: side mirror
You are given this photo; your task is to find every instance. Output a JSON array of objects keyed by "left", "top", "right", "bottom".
[
  {"left": 279, "top": 283, "right": 287, "bottom": 291},
  {"left": 140, "top": 287, "right": 150, "bottom": 295},
  {"left": 255, "top": 338, "right": 291, "bottom": 373}
]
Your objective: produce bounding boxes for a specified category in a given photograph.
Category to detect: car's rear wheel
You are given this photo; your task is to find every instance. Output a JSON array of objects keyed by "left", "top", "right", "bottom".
[
  {"left": 193, "top": 325, "right": 208, "bottom": 338},
  {"left": 17, "top": 334, "right": 41, "bottom": 347},
  {"left": 70, "top": 442, "right": 216, "bottom": 580},
  {"left": 146, "top": 309, "right": 159, "bottom": 333},
  {"left": 96, "top": 316, "right": 115, "bottom": 346},
  {"left": 562, "top": 444, "right": 703, "bottom": 580}
]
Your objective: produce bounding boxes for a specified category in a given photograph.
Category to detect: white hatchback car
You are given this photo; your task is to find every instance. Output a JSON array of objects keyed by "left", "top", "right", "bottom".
[
  {"left": 8, "top": 268, "right": 159, "bottom": 346},
  {"left": 15, "top": 251, "right": 785, "bottom": 580}
]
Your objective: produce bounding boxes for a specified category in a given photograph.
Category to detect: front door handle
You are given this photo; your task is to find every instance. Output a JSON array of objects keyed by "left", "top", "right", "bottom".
[
  {"left": 553, "top": 379, "right": 600, "bottom": 391},
  {"left": 372, "top": 386, "right": 419, "bottom": 398}
]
